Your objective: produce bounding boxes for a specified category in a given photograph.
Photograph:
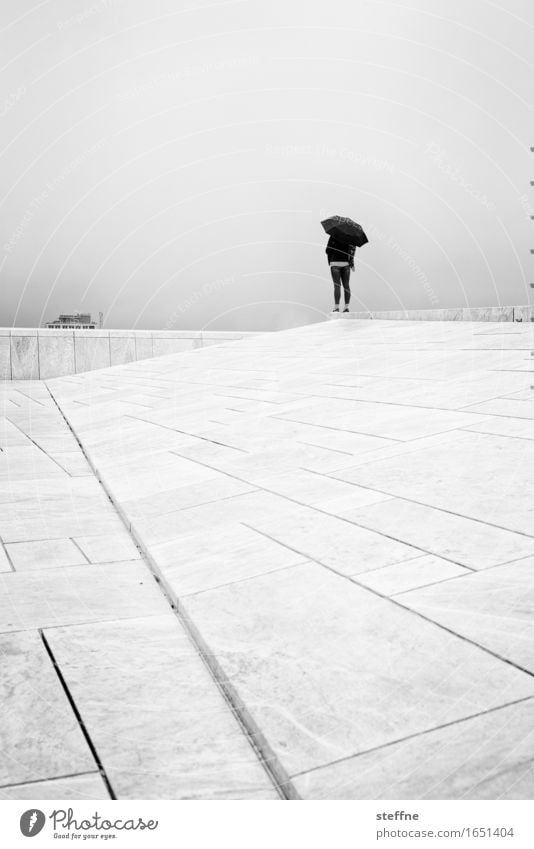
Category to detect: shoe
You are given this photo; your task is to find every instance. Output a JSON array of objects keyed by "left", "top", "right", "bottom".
[
  {"left": 332, "top": 307, "right": 339, "bottom": 312},
  {"left": 343, "top": 308, "right": 350, "bottom": 313}
]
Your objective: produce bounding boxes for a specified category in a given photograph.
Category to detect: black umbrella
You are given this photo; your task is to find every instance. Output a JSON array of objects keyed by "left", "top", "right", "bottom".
[{"left": 321, "top": 215, "right": 368, "bottom": 247}]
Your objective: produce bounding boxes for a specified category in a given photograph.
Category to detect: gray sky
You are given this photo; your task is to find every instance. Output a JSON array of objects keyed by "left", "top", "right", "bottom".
[{"left": 1, "top": 0, "right": 532, "bottom": 331}]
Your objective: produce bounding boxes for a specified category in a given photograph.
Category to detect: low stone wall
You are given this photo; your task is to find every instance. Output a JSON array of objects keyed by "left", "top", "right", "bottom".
[
  {"left": 0, "top": 328, "right": 260, "bottom": 380},
  {"left": 345, "top": 305, "right": 534, "bottom": 322}
]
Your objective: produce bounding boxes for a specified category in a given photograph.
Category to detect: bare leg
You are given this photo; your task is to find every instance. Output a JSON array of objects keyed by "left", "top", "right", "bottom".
[
  {"left": 341, "top": 266, "right": 351, "bottom": 306},
  {"left": 330, "top": 266, "right": 342, "bottom": 306}
]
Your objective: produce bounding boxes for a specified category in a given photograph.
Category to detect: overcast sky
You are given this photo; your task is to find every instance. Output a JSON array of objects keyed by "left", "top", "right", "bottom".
[{"left": 1, "top": 0, "right": 532, "bottom": 331}]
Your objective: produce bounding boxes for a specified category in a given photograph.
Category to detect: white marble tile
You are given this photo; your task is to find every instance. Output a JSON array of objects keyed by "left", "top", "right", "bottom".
[
  {"left": 356, "top": 554, "right": 469, "bottom": 595},
  {"left": 332, "top": 430, "right": 534, "bottom": 536},
  {"left": 151, "top": 522, "right": 307, "bottom": 596},
  {"left": 341, "top": 498, "right": 534, "bottom": 569},
  {"left": 101, "top": 451, "right": 227, "bottom": 503},
  {"left": 398, "top": 557, "right": 534, "bottom": 673},
  {"left": 182, "top": 563, "right": 534, "bottom": 776},
  {"left": 246, "top": 500, "right": 422, "bottom": 577},
  {"left": 463, "top": 398, "right": 534, "bottom": 420},
  {"left": 0, "top": 477, "right": 126, "bottom": 540},
  {"left": 23, "top": 434, "right": 81, "bottom": 453},
  {"left": 314, "top": 489, "right": 394, "bottom": 518},
  {"left": 0, "top": 773, "right": 110, "bottom": 800},
  {"left": 122, "top": 476, "right": 256, "bottom": 519},
  {"left": 45, "top": 616, "right": 279, "bottom": 799},
  {"left": 74, "top": 531, "right": 141, "bottom": 564},
  {"left": 0, "top": 545, "right": 12, "bottom": 572},
  {"left": 0, "top": 560, "right": 169, "bottom": 631},
  {"left": 132, "top": 490, "right": 287, "bottom": 547},
  {"left": 51, "top": 451, "right": 93, "bottom": 476},
  {"left": 463, "top": 417, "right": 534, "bottom": 441},
  {"left": 6, "top": 538, "right": 88, "bottom": 571},
  {"left": 0, "top": 630, "right": 94, "bottom": 785},
  {"left": 294, "top": 698, "right": 534, "bottom": 799},
  {"left": 251, "top": 469, "right": 362, "bottom": 506},
  {"left": 0, "top": 446, "right": 67, "bottom": 481},
  {"left": 0, "top": 418, "right": 30, "bottom": 446},
  {"left": 277, "top": 398, "right": 490, "bottom": 441}
]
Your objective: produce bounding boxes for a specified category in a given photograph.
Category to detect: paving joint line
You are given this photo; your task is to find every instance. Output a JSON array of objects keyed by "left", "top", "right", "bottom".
[
  {"left": 290, "top": 695, "right": 534, "bottom": 781},
  {"left": 269, "top": 414, "right": 403, "bottom": 442},
  {"left": 309, "top": 468, "right": 534, "bottom": 543},
  {"left": 39, "top": 630, "right": 116, "bottom": 800},
  {"left": 124, "top": 413, "right": 249, "bottom": 454},
  {"left": 0, "top": 538, "right": 16, "bottom": 572},
  {"left": 3, "top": 416, "right": 75, "bottom": 477},
  {"left": 69, "top": 537, "right": 92, "bottom": 564},
  {"left": 180, "top": 553, "right": 311, "bottom": 600},
  {"left": 0, "top": 771, "right": 101, "bottom": 791},
  {"left": 459, "top": 427, "right": 534, "bottom": 444},
  {"left": 12, "top": 387, "right": 47, "bottom": 407}
]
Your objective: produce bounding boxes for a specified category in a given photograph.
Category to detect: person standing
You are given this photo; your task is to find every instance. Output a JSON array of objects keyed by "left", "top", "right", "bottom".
[{"left": 325, "top": 234, "right": 356, "bottom": 312}]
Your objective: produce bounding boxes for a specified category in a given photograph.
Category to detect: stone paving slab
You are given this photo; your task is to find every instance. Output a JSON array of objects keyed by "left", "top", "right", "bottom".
[
  {"left": 398, "top": 557, "right": 534, "bottom": 673},
  {"left": 355, "top": 554, "right": 469, "bottom": 596},
  {"left": 337, "top": 498, "right": 534, "bottom": 570},
  {"left": 151, "top": 523, "right": 308, "bottom": 597},
  {"left": 0, "top": 630, "right": 95, "bottom": 785},
  {"left": 293, "top": 698, "right": 534, "bottom": 800},
  {"left": 0, "top": 773, "right": 110, "bottom": 800},
  {"left": 331, "top": 429, "right": 534, "bottom": 536},
  {"left": 74, "top": 531, "right": 142, "bottom": 564},
  {"left": 0, "top": 546, "right": 12, "bottom": 572},
  {"left": 0, "top": 561, "right": 170, "bottom": 632},
  {"left": 5, "top": 538, "right": 88, "bottom": 571}
]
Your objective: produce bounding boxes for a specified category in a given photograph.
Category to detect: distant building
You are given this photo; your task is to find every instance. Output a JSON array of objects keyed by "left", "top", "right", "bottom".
[{"left": 44, "top": 312, "right": 103, "bottom": 329}]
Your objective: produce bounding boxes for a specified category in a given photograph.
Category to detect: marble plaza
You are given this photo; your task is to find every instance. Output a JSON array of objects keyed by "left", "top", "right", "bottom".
[{"left": 1, "top": 317, "right": 534, "bottom": 800}]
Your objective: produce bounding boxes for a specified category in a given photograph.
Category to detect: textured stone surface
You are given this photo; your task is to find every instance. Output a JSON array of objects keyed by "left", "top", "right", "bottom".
[
  {"left": 110, "top": 336, "right": 136, "bottom": 366},
  {"left": 74, "top": 336, "right": 111, "bottom": 373},
  {"left": 0, "top": 337, "right": 10, "bottom": 379},
  {"left": 293, "top": 698, "right": 534, "bottom": 799},
  {"left": 1, "top": 330, "right": 260, "bottom": 379},
  {"left": 0, "top": 773, "right": 110, "bottom": 800},
  {"left": 355, "top": 553, "right": 469, "bottom": 595},
  {"left": 45, "top": 616, "right": 279, "bottom": 799},
  {"left": 5, "top": 537, "right": 88, "bottom": 571},
  {"left": 38, "top": 334, "right": 75, "bottom": 379},
  {"left": 0, "top": 630, "right": 94, "bottom": 785},
  {"left": 0, "top": 560, "right": 170, "bottom": 631},
  {"left": 182, "top": 563, "right": 534, "bottom": 777},
  {"left": 11, "top": 335, "right": 39, "bottom": 379},
  {"left": 398, "top": 557, "right": 534, "bottom": 673},
  {"left": 336, "top": 498, "right": 534, "bottom": 570}
]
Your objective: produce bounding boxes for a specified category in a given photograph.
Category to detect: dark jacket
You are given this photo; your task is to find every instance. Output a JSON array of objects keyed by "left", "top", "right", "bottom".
[{"left": 326, "top": 235, "right": 356, "bottom": 267}]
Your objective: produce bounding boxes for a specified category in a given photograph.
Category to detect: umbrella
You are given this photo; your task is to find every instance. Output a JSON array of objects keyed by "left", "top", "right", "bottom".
[{"left": 321, "top": 215, "right": 368, "bottom": 247}]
